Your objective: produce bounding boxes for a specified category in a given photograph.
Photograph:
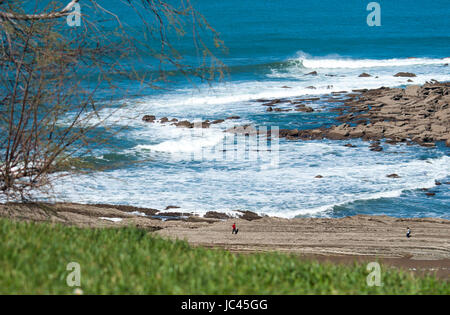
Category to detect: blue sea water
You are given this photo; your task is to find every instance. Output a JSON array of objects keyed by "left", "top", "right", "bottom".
[{"left": 51, "top": 0, "right": 450, "bottom": 218}]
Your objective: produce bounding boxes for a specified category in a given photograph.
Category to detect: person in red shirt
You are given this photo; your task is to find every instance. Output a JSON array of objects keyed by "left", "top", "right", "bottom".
[{"left": 232, "top": 223, "right": 238, "bottom": 234}]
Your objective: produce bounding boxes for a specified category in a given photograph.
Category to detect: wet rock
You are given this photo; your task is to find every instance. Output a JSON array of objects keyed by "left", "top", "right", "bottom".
[
  {"left": 142, "top": 115, "right": 156, "bottom": 122},
  {"left": 175, "top": 120, "right": 193, "bottom": 128},
  {"left": 159, "top": 117, "right": 169, "bottom": 123},
  {"left": 387, "top": 174, "right": 401, "bottom": 178},
  {"left": 211, "top": 119, "right": 225, "bottom": 124},
  {"left": 315, "top": 175, "right": 323, "bottom": 178},
  {"left": 359, "top": 73, "right": 372, "bottom": 77},
  {"left": 394, "top": 72, "right": 416, "bottom": 77},
  {"left": 306, "top": 86, "right": 317, "bottom": 89},
  {"left": 236, "top": 210, "right": 262, "bottom": 221},
  {"left": 344, "top": 143, "right": 357, "bottom": 148},
  {"left": 204, "top": 211, "right": 230, "bottom": 220},
  {"left": 266, "top": 107, "right": 273, "bottom": 112},
  {"left": 295, "top": 105, "right": 314, "bottom": 112},
  {"left": 226, "top": 116, "right": 241, "bottom": 120},
  {"left": 165, "top": 205, "right": 181, "bottom": 210},
  {"left": 226, "top": 125, "right": 258, "bottom": 136},
  {"left": 274, "top": 108, "right": 291, "bottom": 112},
  {"left": 425, "top": 192, "right": 436, "bottom": 196},
  {"left": 435, "top": 181, "right": 442, "bottom": 186},
  {"left": 305, "top": 71, "right": 318, "bottom": 76},
  {"left": 281, "top": 86, "right": 291, "bottom": 88}
]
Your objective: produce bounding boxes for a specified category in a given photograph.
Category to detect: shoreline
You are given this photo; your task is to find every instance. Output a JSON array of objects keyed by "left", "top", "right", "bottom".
[{"left": 1, "top": 202, "right": 449, "bottom": 279}]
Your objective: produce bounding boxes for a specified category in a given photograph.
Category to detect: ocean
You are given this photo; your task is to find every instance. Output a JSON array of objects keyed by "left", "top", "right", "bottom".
[{"left": 50, "top": 0, "right": 450, "bottom": 219}]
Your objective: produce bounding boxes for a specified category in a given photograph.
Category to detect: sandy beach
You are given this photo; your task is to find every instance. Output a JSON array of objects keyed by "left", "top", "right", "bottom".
[{"left": 2, "top": 202, "right": 449, "bottom": 279}]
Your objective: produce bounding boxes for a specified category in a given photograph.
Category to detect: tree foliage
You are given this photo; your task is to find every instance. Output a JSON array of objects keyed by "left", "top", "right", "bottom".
[{"left": 0, "top": 0, "right": 224, "bottom": 200}]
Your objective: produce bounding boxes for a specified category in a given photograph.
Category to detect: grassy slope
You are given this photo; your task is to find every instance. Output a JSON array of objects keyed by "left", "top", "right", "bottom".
[{"left": 0, "top": 218, "right": 447, "bottom": 294}]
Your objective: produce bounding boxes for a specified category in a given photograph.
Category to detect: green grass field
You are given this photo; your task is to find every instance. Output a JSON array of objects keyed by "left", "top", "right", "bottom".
[{"left": 0, "top": 218, "right": 447, "bottom": 294}]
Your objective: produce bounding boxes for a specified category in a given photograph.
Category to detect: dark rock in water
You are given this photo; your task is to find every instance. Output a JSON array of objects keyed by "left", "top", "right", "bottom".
[
  {"left": 407, "top": 79, "right": 414, "bottom": 82},
  {"left": 305, "top": 71, "right": 318, "bottom": 76},
  {"left": 165, "top": 205, "right": 181, "bottom": 210},
  {"left": 266, "top": 107, "right": 273, "bottom": 112},
  {"left": 159, "top": 117, "right": 169, "bottom": 123},
  {"left": 204, "top": 211, "right": 230, "bottom": 220},
  {"left": 236, "top": 210, "right": 262, "bottom": 221},
  {"left": 211, "top": 119, "right": 225, "bottom": 124},
  {"left": 425, "top": 192, "right": 436, "bottom": 196},
  {"left": 359, "top": 72, "right": 372, "bottom": 77},
  {"left": 274, "top": 108, "right": 291, "bottom": 112},
  {"left": 295, "top": 106, "right": 314, "bottom": 112},
  {"left": 306, "top": 86, "right": 316, "bottom": 89},
  {"left": 226, "top": 125, "right": 258, "bottom": 136},
  {"left": 175, "top": 120, "right": 193, "bottom": 128},
  {"left": 226, "top": 116, "right": 240, "bottom": 120},
  {"left": 315, "top": 175, "right": 323, "bottom": 178},
  {"left": 387, "top": 174, "right": 400, "bottom": 178},
  {"left": 142, "top": 115, "right": 156, "bottom": 122},
  {"left": 435, "top": 181, "right": 442, "bottom": 186},
  {"left": 444, "top": 63, "right": 448, "bottom": 67},
  {"left": 281, "top": 85, "right": 291, "bottom": 88},
  {"left": 421, "top": 188, "right": 429, "bottom": 191},
  {"left": 171, "top": 118, "right": 178, "bottom": 122},
  {"left": 394, "top": 72, "right": 416, "bottom": 77},
  {"left": 444, "top": 182, "right": 450, "bottom": 185},
  {"left": 344, "top": 143, "right": 357, "bottom": 148},
  {"left": 370, "top": 146, "right": 383, "bottom": 152},
  {"left": 195, "top": 121, "right": 211, "bottom": 128}
]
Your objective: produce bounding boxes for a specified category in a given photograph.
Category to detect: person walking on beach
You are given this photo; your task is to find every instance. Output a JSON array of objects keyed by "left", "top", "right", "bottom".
[
  {"left": 232, "top": 223, "right": 239, "bottom": 235},
  {"left": 406, "top": 227, "right": 411, "bottom": 238}
]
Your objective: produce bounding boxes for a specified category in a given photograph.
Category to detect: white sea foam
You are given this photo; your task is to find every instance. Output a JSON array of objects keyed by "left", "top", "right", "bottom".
[
  {"left": 296, "top": 55, "right": 450, "bottom": 69},
  {"left": 48, "top": 140, "right": 450, "bottom": 219}
]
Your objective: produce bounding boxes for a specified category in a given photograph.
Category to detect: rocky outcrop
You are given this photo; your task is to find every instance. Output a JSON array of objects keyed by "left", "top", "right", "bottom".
[
  {"left": 394, "top": 72, "right": 417, "bottom": 77},
  {"left": 268, "top": 81, "right": 449, "bottom": 147},
  {"left": 142, "top": 115, "right": 156, "bottom": 122}
]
